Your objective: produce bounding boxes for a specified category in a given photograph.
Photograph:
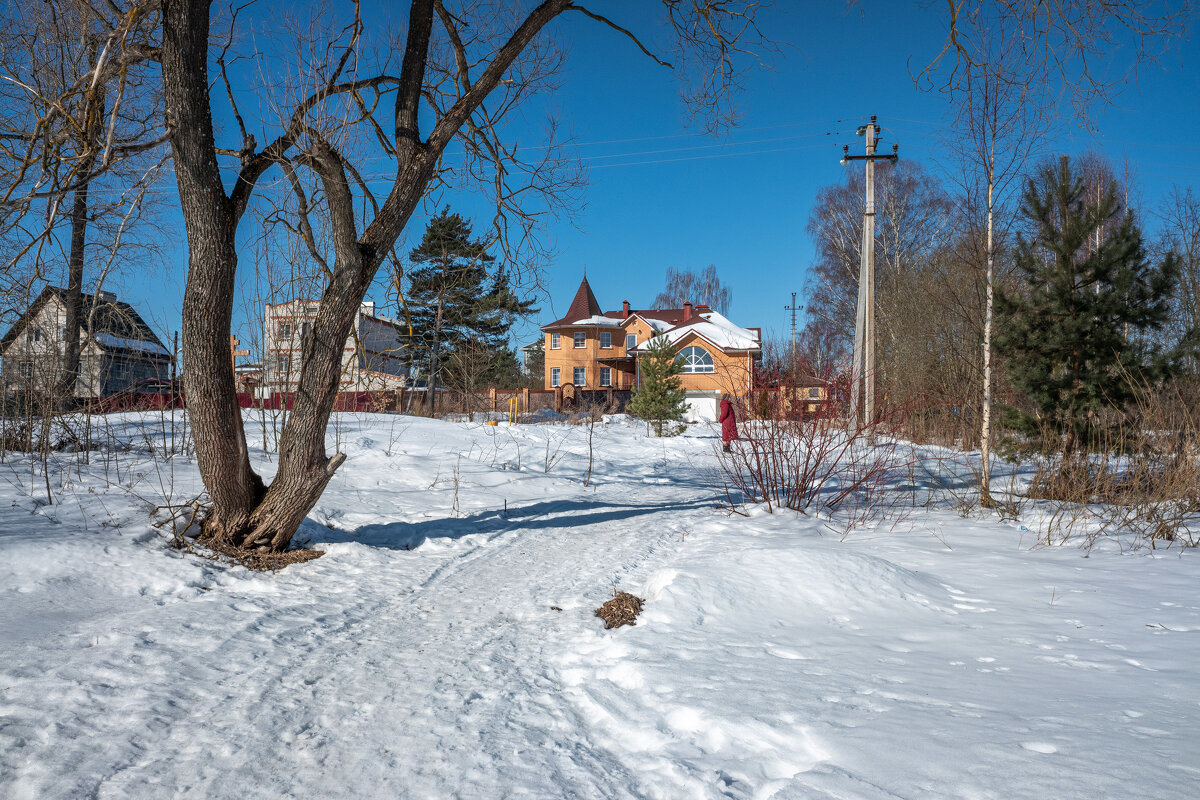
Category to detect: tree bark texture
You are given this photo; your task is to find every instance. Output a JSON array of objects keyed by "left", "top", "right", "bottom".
[{"left": 163, "top": 0, "right": 265, "bottom": 541}]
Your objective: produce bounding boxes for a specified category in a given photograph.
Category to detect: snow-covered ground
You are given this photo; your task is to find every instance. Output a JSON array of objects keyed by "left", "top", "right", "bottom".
[{"left": 1, "top": 412, "right": 1198, "bottom": 799}]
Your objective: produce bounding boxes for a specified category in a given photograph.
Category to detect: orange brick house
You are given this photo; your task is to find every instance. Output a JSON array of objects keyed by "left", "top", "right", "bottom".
[{"left": 541, "top": 277, "right": 761, "bottom": 417}]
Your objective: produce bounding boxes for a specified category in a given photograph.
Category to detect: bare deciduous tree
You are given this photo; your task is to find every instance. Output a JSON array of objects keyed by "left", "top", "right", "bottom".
[
  {"left": 803, "top": 159, "right": 955, "bottom": 386},
  {"left": 1158, "top": 186, "right": 1200, "bottom": 363},
  {"left": 652, "top": 265, "right": 732, "bottom": 313},
  {"left": 157, "top": 0, "right": 769, "bottom": 553},
  {"left": 0, "top": 0, "right": 165, "bottom": 410},
  {"left": 923, "top": 0, "right": 1192, "bottom": 121},
  {"left": 944, "top": 13, "right": 1048, "bottom": 506}
]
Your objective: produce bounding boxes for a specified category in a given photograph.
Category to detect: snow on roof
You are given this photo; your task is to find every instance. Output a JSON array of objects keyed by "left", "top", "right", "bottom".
[
  {"left": 570, "top": 315, "right": 623, "bottom": 327},
  {"left": 632, "top": 311, "right": 760, "bottom": 353},
  {"left": 364, "top": 311, "right": 406, "bottom": 329},
  {"left": 647, "top": 318, "right": 675, "bottom": 332},
  {"left": 93, "top": 332, "right": 171, "bottom": 356}
]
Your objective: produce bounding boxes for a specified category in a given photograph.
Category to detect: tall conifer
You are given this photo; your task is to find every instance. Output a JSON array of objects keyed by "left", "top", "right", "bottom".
[
  {"left": 407, "top": 209, "right": 536, "bottom": 400},
  {"left": 996, "top": 157, "right": 1183, "bottom": 456}
]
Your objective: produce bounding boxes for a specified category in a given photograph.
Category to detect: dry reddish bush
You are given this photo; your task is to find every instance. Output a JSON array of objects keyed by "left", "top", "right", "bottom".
[
  {"left": 1024, "top": 379, "right": 1200, "bottom": 550},
  {"left": 712, "top": 371, "right": 917, "bottom": 529}
]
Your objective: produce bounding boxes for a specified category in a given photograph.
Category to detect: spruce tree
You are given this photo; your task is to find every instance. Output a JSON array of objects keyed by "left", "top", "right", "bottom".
[
  {"left": 407, "top": 209, "right": 535, "bottom": 404},
  {"left": 995, "top": 156, "right": 1183, "bottom": 457},
  {"left": 629, "top": 335, "right": 687, "bottom": 436}
]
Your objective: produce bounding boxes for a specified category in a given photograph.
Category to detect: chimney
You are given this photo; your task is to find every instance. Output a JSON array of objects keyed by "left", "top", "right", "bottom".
[
  {"left": 360, "top": 300, "right": 375, "bottom": 316},
  {"left": 622, "top": 300, "right": 630, "bottom": 319},
  {"left": 684, "top": 301, "right": 693, "bottom": 321}
]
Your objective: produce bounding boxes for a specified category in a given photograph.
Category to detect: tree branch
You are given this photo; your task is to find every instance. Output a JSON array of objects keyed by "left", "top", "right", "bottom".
[{"left": 567, "top": 4, "right": 673, "bottom": 68}]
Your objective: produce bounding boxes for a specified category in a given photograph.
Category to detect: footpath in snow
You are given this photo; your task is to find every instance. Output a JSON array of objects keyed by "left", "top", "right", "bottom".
[{"left": 1, "top": 412, "right": 1198, "bottom": 799}]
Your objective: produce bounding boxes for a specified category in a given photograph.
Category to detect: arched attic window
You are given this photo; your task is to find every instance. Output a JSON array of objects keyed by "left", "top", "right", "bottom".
[{"left": 677, "top": 345, "right": 715, "bottom": 373}]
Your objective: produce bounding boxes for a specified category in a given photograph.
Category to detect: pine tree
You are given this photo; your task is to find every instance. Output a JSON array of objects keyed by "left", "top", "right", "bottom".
[
  {"left": 996, "top": 156, "right": 1183, "bottom": 457},
  {"left": 407, "top": 209, "right": 535, "bottom": 405},
  {"left": 629, "top": 335, "right": 687, "bottom": 436}
]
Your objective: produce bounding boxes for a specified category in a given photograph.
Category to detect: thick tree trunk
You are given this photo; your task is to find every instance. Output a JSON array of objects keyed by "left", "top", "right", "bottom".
[{"left": 163, "top": 0, "right": 264, "bottom": 543}]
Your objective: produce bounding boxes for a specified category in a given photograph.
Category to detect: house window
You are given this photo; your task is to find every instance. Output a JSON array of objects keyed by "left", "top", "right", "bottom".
[
  {"left": 678, "top": 346, "right": 715, "bottom": 373},
  {"left": 18, "top": 361, "right": 32, "bottom": 378},
  {"left": 626, "top": 333, "right": 636, "bottom": 350},
  {"left": 599, "top": 331, "right": 612, "bottom": 349},
  {"left": 600, "top": 367, "right": 612, "bottom": 387},
  {"left": 573, "top": 366, "right": 586, "bottom": 385},
  {"left": 573, "top": 331, "right": 586, "bottom": 348},
  {"left": 59, "top": 327, "right": 67, "bottom": 342},
  {"left": 30, "top": 327, "right": 43, "bottom": 343},
  {"left": 276, "top": 354, "right": 291, "bottom": 375},
  {"left": 550, "top": 367, "right": 560, "bottom": 387},
  {"left": 278, "top": 322, "right": 292, "bottom": 339},
  {"left": 809, "top": 387, "right": 821, "bottom": 398},
  {"left": 551, "top": 333, "right": 561, "bottom": 349}
]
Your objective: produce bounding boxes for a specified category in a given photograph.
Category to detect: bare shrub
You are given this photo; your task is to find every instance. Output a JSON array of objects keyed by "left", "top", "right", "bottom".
[{"left": 713, "top": 373, "right": 916, "bottom": 529}]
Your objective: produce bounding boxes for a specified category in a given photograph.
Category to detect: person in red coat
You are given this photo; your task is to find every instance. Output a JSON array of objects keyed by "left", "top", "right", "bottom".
[{"left": 719, "top": 397, "right": 739, "bottom": 452}]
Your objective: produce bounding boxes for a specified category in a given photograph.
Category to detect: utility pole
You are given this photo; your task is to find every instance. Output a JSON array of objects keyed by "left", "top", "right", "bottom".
[
  {"left": 784, "top": 292, "right": 802, "bottom": 354},
  {"left": 841, "top": 115, "right": 898, "bottom": 435},
  {"left": 784, "top": 292, "right": 802, "bottom": 383}
]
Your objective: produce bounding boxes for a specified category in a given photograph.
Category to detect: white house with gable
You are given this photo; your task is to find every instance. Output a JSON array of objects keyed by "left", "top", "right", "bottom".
[
  {"left": 0, "top": 286, "right": 172, "bottom": 398},
  {"left": 262, "top": 299, "right": 408, "bottom": 394}
]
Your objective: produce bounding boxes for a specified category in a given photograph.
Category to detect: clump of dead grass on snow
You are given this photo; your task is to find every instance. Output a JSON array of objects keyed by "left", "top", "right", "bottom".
[{"left": 595, "top": 590, "right": 644, "bottom": 629}]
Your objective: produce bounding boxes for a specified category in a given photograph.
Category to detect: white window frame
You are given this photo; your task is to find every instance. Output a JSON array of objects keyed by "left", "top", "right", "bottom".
[
  {"left": 625, "top": 333, "right": 636, "bottom": 350},
  {"left": 599, "top": 331, "right": 612, "bottom": 349},
  {"left": 276, "top": 354, "right": 291, "bottom": 375},
  {"left": 30, "top": 327, "right": 43, "bottom": 343},
  {"left": 18, "top": 361, "right": 32, "bottom": 378},
  {"left": 551, "top": 333, "right": 561, "bottom": 349},
  {"left": 573, "top": 331, "right": 586, "bottom": 349},
  {"left": 550, "top": 367, "right": 560, "bottom": 387},
  {"left": 573, "top": 366, "right": 586, "bottom": 386},
  {"left": 600, "top": 367, "right": 612, "bottom": 387},
  {"left": 278, "top": 321, "right": 292, "bottom": 339},
  {"left": 678, "top": 345, "right": 715, "bottom": 374}
]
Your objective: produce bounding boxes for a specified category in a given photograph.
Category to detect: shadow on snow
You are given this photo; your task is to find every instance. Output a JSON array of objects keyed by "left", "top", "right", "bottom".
[{"left": 303, "top": 497, "right": 714, "bottom": 552}]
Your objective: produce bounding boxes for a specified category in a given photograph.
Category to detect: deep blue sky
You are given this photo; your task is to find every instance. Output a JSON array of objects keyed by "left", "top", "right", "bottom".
[{"left": 106, "top": 1, "right": 1199, "bottom": 357}]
